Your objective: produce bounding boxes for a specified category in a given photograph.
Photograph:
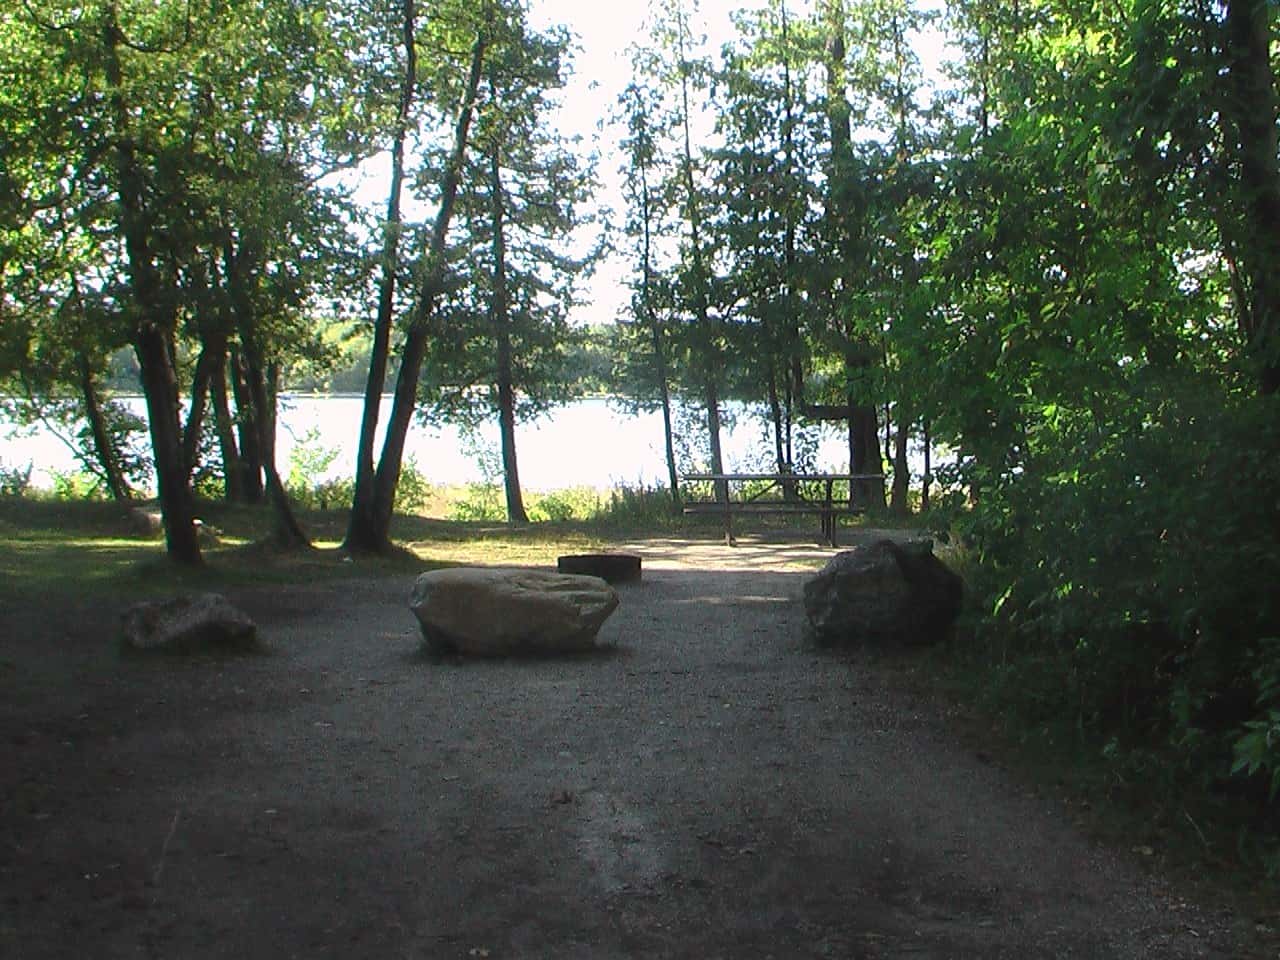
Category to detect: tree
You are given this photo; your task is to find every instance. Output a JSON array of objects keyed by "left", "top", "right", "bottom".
[
  {"left": 618, "top": 80, "right": 683, "bottom": 509},
  {"left": 420, "top": 16, "right": 597, "bottom": 524},
  {"left": 345, "top": 0, "right": 495, "bottom": 553}
]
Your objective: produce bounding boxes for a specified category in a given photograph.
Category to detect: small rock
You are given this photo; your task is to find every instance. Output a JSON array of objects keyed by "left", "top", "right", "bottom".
[{"left": 120, "top": 594, "right": 257, "bottom": 653}]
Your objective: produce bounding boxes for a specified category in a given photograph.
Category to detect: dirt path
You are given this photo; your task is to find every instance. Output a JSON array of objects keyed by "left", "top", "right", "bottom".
[{"left": 0, "top": 537, "right": 1249, "bottom": 958}]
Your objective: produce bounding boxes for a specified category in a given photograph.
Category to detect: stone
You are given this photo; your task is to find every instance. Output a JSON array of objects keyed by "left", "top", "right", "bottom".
[
  {"left": 125, "top": 506, "right": 163, "bottom": 537},
  {"left": 803, "top": 539, "right": 962, "bottom": 647},
  {"left": 410, "top": 568, "right": 619, "bottom": 656},
  {"left": 121, "top": 593, "right": 257, "bottom": 652},
  {"left": 556, "top": 554, "right": 642, "bottom": 584}
]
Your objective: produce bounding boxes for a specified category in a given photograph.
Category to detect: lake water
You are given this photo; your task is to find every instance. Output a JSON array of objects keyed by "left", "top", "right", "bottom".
[{"left": 1, "top": 394, "right": 932, "bottom": 492}]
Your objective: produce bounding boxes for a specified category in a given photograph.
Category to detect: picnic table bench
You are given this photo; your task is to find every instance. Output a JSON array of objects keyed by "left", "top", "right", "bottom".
[{"left": 680, "top": 472, "right": 884, "bottom": 546}]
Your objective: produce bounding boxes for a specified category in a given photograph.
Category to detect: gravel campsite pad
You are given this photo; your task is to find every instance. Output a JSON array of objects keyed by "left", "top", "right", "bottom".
[{"left": 0, "top": 535, "right": 1257, "bottom": 958}]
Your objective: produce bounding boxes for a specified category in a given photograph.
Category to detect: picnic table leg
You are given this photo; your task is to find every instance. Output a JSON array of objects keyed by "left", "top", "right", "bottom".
[{"left": 723, "top": 503, "right": 735, "bottom": 546}]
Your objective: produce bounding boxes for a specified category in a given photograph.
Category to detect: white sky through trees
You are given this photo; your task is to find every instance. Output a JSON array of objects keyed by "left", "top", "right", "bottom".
[{"left": 346, "top": 1, "right": 947, "bottom": 329}]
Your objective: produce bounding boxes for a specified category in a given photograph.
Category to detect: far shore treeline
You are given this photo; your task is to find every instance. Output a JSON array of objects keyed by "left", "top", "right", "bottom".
[{"left": 1, "top": 1, "right": 1277, "bottom": 876}]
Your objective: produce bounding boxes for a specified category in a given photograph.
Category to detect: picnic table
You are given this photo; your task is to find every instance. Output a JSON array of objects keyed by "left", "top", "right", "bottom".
[{"left": 680, "top": 472, "right": 884, "bottom": 546}]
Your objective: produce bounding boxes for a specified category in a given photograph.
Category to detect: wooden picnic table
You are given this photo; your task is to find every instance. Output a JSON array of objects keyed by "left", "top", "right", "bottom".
[{"left": 680, "top": 472, "right": 884, "bottom": 546}]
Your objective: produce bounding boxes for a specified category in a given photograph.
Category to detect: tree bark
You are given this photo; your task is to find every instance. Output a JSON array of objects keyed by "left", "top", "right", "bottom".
[
  {"left": 633, "top": 100, "right": 682, "bottom": 510},
  {"left": 921, "top": 419, "right": 932, "bottom": 512},
  {"left": 673, "top": 4, "right": 726, "bottom": 503},
  {"left": 229, "top": 345, "right": 265, "bottom": 504},
  {"left": 76, "top": 354, "right": 130, "bottom": 501},
  {"left": 225, "top": 237, "right": 309, "bottom": 550},
  {"left": 1223, "top": 0, "right": 1280, "bottom": 394},
  {"left": 489, "top": 150, "right": 528, "bottom": 525},
  {"left": 825, "top": 1, "right": 886, "bottom": 508},
  {"left": 102, "top": 8, "right": 200, "bottom": 563},
  {"left": 891, "top": 418, "right": 910, "bottom": 516},
  {"left": 182, "top": 339, "right": 217, "bottom": 480},
  {"left": 345, "top": 0, "right": 417, "bottom": 552},
  {"left": 209, "top": 348, "right": 245, "bottom": 503}
]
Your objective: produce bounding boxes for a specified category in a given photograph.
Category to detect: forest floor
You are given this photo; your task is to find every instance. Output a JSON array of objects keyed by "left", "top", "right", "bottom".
[{"left": 0, "top": 526, "right": 1273, "bottom": 958}]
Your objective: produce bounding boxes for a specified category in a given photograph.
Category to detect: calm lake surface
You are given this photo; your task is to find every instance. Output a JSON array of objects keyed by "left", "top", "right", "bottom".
[{"left": 2, "top": 394, "right": 887, "bottom": 492}]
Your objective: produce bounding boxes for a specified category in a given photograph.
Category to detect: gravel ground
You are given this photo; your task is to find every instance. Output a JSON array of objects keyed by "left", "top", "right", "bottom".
[{"left": 0, "top": 534, "right": 1259, "bottom": 958}]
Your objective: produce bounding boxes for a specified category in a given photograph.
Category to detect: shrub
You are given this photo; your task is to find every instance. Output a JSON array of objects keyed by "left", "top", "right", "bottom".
[{"left": 0, "top": 459, "right": 32, "bottom": 498}]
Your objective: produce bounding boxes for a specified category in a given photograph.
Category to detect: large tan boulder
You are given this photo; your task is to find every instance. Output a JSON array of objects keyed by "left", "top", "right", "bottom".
[{"left": 410, "top": 568, "right": 619, "bottom": 656}]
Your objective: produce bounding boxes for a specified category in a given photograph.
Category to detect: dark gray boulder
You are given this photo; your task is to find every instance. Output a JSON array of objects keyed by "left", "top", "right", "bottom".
[
  {"left": 121, "top": 593, "right": 257, "bottom": 653},
  {"left": 803, "top": 539, "right": 962, "bottom": 647}
]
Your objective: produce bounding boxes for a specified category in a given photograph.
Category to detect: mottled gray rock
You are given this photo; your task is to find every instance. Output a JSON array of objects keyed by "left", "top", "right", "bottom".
[
  {"left": 121, "top": 593, "right": 257, "bottom": 652},
  {"left": 803, "top": 539, "right": 962, "bottom": 647},
  {"left": 410, "top": 568, "right": 619, "bottom": 656},
  {"left": 125, "top": 506, "right": 163, "bottom": 537}
]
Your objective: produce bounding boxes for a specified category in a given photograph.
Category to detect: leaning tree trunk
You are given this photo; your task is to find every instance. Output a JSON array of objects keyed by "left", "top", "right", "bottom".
[
  {"left": 76, "top": 354, "right": 131, "bottom": 502},
  {"left": 352, "top": 29, "right": 488, "bottom": 552}
]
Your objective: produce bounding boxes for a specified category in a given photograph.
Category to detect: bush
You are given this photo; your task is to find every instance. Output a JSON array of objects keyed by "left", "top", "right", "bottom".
[
  {"left": 0, "top": 459, "right": 32, "bottom": 498},
  {"left": 447, "top": 483, "right": 505, "bottom": 522},
  {"left": 937, "top": 374, "right": 1280, "bottom": 850},
  {"left": 599, "top": 483, "right": 680, "bottom": 527},
  {"left": 49, "top": 470, "right": 109, "bottom": 502}
]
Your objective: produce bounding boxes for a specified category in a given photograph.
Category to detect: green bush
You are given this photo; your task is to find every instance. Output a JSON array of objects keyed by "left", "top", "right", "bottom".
[
  {"left": 49, "top": 470, "right": 109, "bottom": 502},
  {"left": 0, "top": 460, "right": 31, "bottom": 498},
  {"left": 447, "top": 483, "right": 505, "bottom": 522},
  {"left": 939, "top": 375, "right": 1280, "bottom": 832},
  {"left": 394, "top": 456, "right": 432, "bottom": 514}
]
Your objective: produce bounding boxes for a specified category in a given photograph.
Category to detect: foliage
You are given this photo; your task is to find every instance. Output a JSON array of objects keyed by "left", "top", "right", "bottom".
[{"left": 0, "top": 459, "right": 32, "bottom": 498}]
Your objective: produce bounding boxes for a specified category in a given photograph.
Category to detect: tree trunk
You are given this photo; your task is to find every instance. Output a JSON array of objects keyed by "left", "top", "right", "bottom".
[
  {"left": 489, "top": 149, "right": 528, "bottom": 525},
  {"left": 634, "top": 100, "right": 682, "bottom": 512},
  {"left": 891, "top": 418, "right": 910, "bottom": 516},
  {"left": 672, "top": 6, "right": 726, "bottom": 503},
  {"left": 1223, "top": 0, "right": 1280, "bottom": 394},
  {"left": 229, "top": 346, "right": 265, "bottom": 504},
  {"left": 102, "top": 10, "right": 200, "bottom": 564},
  {"left": 706, "top": 377, "right": 728, "bottom": 504},
  {"left": 77, "top": 354, "right": 131, "bottom": 501},
  {"left": 353, "top": 28, "right": 488, "bottom": 551},
  {"left": 345, "top": 0, "right": 417, "bottom": 553},
  {"left": 768, "top": 361, "right": 798, "bottom": 501},
  {"left": 241, "top": 338, "right": 309, "bottom": 549},
  {"left": 921, "top": 419, "right": 932, "bottom": 512},
  {"left": 821, "top": 0, "right": 885, "bottom": 510},
  {"left": 182, "top": 340, "right": 217, "bottom": 480},
  {"left": 225, "top": 232, "right": 309, "bottom": 551},
  {"left": 209, "top": 349, "right": 245, "bottom": 503},
  {"left": 134, "top": 329, "right": 202, "bottom": 563}
]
